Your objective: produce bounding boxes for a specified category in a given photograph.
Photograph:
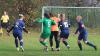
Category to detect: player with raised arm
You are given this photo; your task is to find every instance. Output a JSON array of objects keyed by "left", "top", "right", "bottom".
[
  {"left": 75, "top": 16, "right": 97, "bottom": 51},
  {"left": 33, "top": 13, "right": 56, "bottom": 51},
  {"left": 7, "top": 14, "right": 29, "bottom": 52},
  {"left": 58, "top": 14, "right": 70, "bottom": 50}
]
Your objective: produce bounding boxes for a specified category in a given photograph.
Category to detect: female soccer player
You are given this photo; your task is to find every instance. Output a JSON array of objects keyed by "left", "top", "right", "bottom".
[
  {"left": 1, "top": 11, "right": 9, "bottom": 29},
  {"left": 49, "top": 13, "right": 60, "bottom": 51},
  {"left": 7, "top": 14, "right": 29, "bottom": 52},
  {"left": 58, "top": 14, "right": 70, "bottom": 50},
  {"left": 75, "top": 16, "right": 97, "bottom": 51},
  {"left": 33, "top": 13, "right": 56, "bottom": 51}
]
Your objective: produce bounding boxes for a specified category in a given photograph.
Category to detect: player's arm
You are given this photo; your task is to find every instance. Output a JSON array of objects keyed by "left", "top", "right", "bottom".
[
  {"left": 1, "top": 16, "right": 3, "bottom": 23},
  {"left": 68, "top": 20, "right": 71, "bottom": 28},
  {"left": 7, "top": 25, "right": 14, "bottom": 33},
  {"left": 58, "top": 22, "right": 61, "bottom": 33},
  {"left": 23, "top": 27, "right": 28, "bottom": 33},
  {"left": 33, "top": 19, "right": 44, "bottom": 23},
  {"left": 58, "top": 22, "right": 61, "bottom": 29},
  {"left": 22, "top": 22, "right": 29, "bottom": 33},
  {"left": 75, "top": 28, "right": 79, "bottom": 34}
]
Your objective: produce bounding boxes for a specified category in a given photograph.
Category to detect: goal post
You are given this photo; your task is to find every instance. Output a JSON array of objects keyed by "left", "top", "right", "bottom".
[{"left": 42, "top": 6, "right": 100, "bottom": 29}]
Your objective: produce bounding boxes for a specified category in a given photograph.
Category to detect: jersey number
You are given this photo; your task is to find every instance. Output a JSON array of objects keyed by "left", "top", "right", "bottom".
[{"left": 48, "top": 22, "right": 51, "bottom": 27}]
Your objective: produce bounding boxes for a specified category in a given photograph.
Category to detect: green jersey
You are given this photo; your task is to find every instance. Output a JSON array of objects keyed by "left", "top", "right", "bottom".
[{"left": 35, "top": 18, "right": 56, "bottom": 38}]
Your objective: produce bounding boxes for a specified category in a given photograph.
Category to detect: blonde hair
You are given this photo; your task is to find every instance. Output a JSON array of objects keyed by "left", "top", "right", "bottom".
[{"left": 76, "top": 16, "right": 82, "bottom": 19}]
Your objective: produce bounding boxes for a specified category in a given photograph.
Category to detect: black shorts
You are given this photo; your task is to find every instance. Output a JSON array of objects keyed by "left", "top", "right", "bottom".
[{"left": 1, "top": 22, "right": 8, "bottom": 29}]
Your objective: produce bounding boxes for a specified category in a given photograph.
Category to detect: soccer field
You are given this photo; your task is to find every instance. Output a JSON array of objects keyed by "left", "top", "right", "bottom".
[{"left": 0, "top": 30, "right": 100, "bottom": 56}]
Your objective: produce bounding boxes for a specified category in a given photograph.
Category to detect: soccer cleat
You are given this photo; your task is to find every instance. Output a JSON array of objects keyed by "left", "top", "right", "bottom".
[
  {"left": 44, "top": 46, "right": 48, "bottom": 52},
  {"left": 66, "top": 45, "right": 70, "bottom": 50},
  {"left": 55, "top": 48, "right": 60, "bottom": 51},
  {"left": 94, "top": 46, "right": 97, "bottom": 51},
  {"left": 20, "top": 47, "right": 24, "bottom": 52},
  {"left": 80, "top": 48, "right": 82, "bottom": 51},
  {"left": 16, "top": 48, "right": 20, "bottom": 51},
  {"left": 51, "top": 47, "right": 54, "bottom": 51}
]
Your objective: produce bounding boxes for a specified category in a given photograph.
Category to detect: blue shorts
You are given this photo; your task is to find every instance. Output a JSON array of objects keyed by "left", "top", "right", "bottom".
[
  {"left": 78, "top": 33, "right": 88, "bottom": 41},
  {"left": 13, "top": 32, "right": 22, "bottom": 40},
  {"left": 60, "top": 30, "right": 69, "bottom": 39}
]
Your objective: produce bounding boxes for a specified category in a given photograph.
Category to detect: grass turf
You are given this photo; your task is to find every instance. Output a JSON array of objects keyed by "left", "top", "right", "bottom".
[{"left": 0, "top": 30, "right": 100, "bottom": 56}]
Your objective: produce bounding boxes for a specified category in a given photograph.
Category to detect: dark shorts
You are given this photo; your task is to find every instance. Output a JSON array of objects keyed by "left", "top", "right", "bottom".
[
  {"left": 1, "top": 22, "right": 8, "bottom": 29},
  {"left": 60, "top": 31, "right": 69, "bottom": 39},
  {"left": 50, "top": 31, "right": 59, "bottom": 39},
  {"left": 78, "top": 33, "right": 88, "bottom": 41},
  {"left": 13, "top": 32, "right": 22, "bottom": 40}
]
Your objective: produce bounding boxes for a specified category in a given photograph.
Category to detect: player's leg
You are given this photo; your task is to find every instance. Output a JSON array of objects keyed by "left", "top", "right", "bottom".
[
  {"left": 54, "top": 31, "right": 60, "bottom": 51},
  {"left": 39, "top": 33, "right": 50, "bottom": 51},
  {"left": 49, "top": 31, "right": 54, "bottom": 50},
  {"left": 39, "top": 38, "right": 48, "bottom": 51},
  {"left": 83, "top": 34, "right": 97, "bottom": 50},
  {"left": 78, "top": 34, "right": 83, "bottom": 51},
  {"left": 62, "top": 34, "right": 70, "bottom": 49},
  {"left": 39, "top": 38, "right": 48, "bottom": 47},
  {"left": 0, "top": 28, "right": 3, "bottom": 37},
  {"left": 13, "top": 33, "right": 19, "bottom": 51},
  {"left": 18, "top": 33, "right": 24, "bottom": 52}
]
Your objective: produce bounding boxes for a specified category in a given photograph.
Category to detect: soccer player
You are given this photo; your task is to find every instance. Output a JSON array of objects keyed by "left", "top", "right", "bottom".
[
  {"left": 7, "top": 14, "right": 29, "bottom": 52},
  {"left": 58, "top": 14, "right": 70, "bottom": 50},
  {"left": 33, "top": 13, "right": 56, "bottom": 51},
  {"left": 49, "top": 13, "right": 60, "bottom": 51},
  {"left": 1, "top": 11, "right": 9, "bottom": 29},
  {"left": 75, "top": 16, "right": 97, "bottom": 51}
]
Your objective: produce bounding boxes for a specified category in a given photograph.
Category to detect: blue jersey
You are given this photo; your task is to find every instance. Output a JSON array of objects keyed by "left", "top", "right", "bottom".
[
  {"left": 58, "top": 20, "right": 69, "bottom": 33},
  {"left": 75, "top": 20, "right": 87, "bottom": 34},
  {"left": 13, "top": 19, "right": 25, "bottom": 34}
]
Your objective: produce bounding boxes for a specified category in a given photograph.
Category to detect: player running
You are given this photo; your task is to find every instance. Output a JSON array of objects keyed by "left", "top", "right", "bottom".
[
  {"left": 58, "top": 14, "right": 70, "bottom": 50},
  {"left": 7, "top": 14, "right": 29, "bottom": 52},
  {"left": 33, "top": 13, "right": 56, "bottom": 51},
  {"left": 75, "top": 16, "right": 97, "bottom": 51}
]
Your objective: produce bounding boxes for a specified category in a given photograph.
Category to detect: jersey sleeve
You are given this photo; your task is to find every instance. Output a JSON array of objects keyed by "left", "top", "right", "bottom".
[
  {"left": 80, "top": 21, "right": 85, "bottom": 28},
  {"left": 35, "top": 19, "right": 44, "bottom": 23}
]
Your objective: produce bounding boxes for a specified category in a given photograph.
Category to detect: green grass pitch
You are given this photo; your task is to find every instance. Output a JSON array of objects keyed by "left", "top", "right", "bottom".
[{"left": 0, "top": 30, "right": 100, "bottom": 56}]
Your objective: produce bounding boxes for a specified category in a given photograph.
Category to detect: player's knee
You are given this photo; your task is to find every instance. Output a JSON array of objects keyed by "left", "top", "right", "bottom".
[
  {"left": 62, "top": 38, "right": 66, "bottom": 42},
  {"left": 77, "top": 40, "right": 81, "bottom": 44},
  {"left": 39, "top": 38, "right": 43, "bottom": 42},
  {"left": 20, "top": 39, "right": 23, "bottom": 42}
]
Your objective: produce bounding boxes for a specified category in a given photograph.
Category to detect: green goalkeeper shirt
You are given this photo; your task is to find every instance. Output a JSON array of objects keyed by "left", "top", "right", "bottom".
[{"left": 35, "top": 18, "right": 56, "bottom": 33}]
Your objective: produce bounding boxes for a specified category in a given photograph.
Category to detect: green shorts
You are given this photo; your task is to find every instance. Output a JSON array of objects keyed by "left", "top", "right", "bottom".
[{"left": 40, "top": 32, "right": 51, "bottom": 39}]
